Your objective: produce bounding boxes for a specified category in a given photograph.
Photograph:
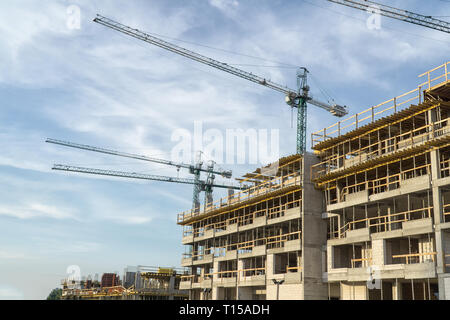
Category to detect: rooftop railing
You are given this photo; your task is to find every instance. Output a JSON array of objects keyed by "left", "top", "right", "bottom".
[
  {"left": 312, "top": 61, "right": 450, "bottom": 147},
  {"left": 312, "top": 116, "right": 450, "bottom": 181},
  {"left": 177, "top": 158, "right": 302, "bottom": 224}
]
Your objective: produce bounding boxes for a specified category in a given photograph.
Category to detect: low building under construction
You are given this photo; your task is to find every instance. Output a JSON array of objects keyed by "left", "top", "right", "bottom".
[
  {"left": 178, "top": 153, "right": 327, "bottom": 300},
  {"left": 61, "top": 267, "right": 188, "bottom": 300},
  {"left": 179, "top": 61, "right": 450, "bottom": 300}
]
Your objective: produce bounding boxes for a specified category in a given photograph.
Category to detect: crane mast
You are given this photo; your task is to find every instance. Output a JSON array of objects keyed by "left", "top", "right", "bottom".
[
  {"left": 93, "top": 15, "right": 348, "bottom": 154},
  {"left": 326, "top": 0, "right": 450, "bottom": 34}
]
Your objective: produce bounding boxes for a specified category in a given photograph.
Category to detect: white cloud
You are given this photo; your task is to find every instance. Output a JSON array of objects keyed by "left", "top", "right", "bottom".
[
  {"left": 0, "top": 0, "right": 448, "bottom": 300},
  {"left": 0, "top": 250, "right": 27, "bottom": 260},
  {"left": 0, "top": 285, "right": 24, "bottom": 300},
  {"left": 110, "top": 216, "right": 152, "bottom": 225},
  {"left": 30, "top": 238, "right": 102, "bottom": 254},
  {"left": 64, "top": 241, "right": 102, "bottom": 254},
  {"left": 209, "top": 0, "right": 239, "bottom": 12},
  {"left": 0, "top": 203, "right": 77, "bottom": 220}
]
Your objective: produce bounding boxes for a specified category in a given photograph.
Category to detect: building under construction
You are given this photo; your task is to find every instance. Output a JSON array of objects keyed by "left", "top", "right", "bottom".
[
  {"left": 178, "top": 153, "right": 326, "bottom": 300},
  {"left": 179, "top": 62, "right": 450, "bottom": 300},
  {"left": 61, "top": 267, "right": 188, "bottom": 300}
]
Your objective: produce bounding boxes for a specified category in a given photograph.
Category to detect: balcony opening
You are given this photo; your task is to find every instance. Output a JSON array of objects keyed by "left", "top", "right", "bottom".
[
  {"left": 274, "top": 251, "right": 301, "bottom": 274},
  {"left": 241, "top": 256, "right": 266, "bottom": 277},
  {"left": 442, "top": 188, "right": 450, "bottom": 223},
  {"left": 217, "top": 287, "right": 236, "bottom": 300},
  {"left": 386, "top": 235, "right": 436, "bottom": 265},
  {"left": 333, "top": 243, "right": 371, "bottom": 269},
  {"left": 401, "top": 280, "right": 439, "bottom": 300},
  {"left": 444, "top": 230, "right": 450, "bottom": 273},
  {"left": 368, "top": 281, "right": 393, "bottom": 300},
  {"left": 218, "top": 260, "right": 237, "bottom": 280}
]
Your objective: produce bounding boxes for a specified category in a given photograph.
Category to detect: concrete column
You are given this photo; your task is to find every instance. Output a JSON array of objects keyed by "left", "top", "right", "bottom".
[
  {"left": 302, "top": 153, "right": 328, "bottom": 300},
  {"left": 266, "top": 254, "right": 275, "bottom": 277},
  {"left": 392, "top": 279, "right": 402, "bottom": 300},
  {"left": 372, "top": 239, "right": 385, "bottom": 266},
  {"left": 327, "top": 245, "right": 334, "bottom": 271},
  {"left": 427, "top": 107, "right": 447, "bottom": 299},
  {"left": 430, "top": 144, "right": 447, "bottom": 299},
  {"left": 168, "top": 275, "right": 175, "bottom": 300},
  {"left": 237, "top": 286, "right": 253, "bottom": 300},
  {"left": 237, "top": 259, "right": 244, "bottom": 284},
  {"left": 337, "top": 183, "right": 342, "bottom": 203}
]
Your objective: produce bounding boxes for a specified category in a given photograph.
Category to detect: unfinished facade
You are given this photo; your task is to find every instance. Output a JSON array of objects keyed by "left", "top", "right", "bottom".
[
  {"left": 178, "top": 154, "right": 328, "bottom": 300},
  {"left": 178, "top": 62, "right": 450, "bottom": 300},
  {"left": 311, "top": 61, "right": 450, "bottom": 300}
]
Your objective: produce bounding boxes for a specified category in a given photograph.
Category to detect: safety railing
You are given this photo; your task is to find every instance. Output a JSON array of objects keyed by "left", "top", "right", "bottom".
[
  {"left": 286, "top": 266, "right": 302, "bottom": 273},
  {"left": 187, "top": 230, "right": 302, "bottom": 261},
  {"left": 215, "top": 270, "right": 238, "bottom": 283},
  {"left": 177, "top": 158, "right": 303, "bottom": 223},
  {"left": 330, "top": 206, "right": 432, "bottom": 240},
  {"left": 418, "top": 61, "right": 450, "bottom": 91},
  {"left": 312, "top": 116, "right": 448, "bottom": 180},
  {"left": 190, "top": 189, "right": 301, "bottom": 236},
  {"left": 392, "top": 252, "right": 437, "bottom": 264},
  {"left": 266, "top": 230, "right": 301, "bottom": 249},
  {"left": 440, "top": 157, "right": 450, "bottom": 178},
  {"left": 338, "top": 164, "right": 430, "bottom": 202},
  {"left": 239, "top": 267, "right": 266, "bottom": 278},
  {"left": 212, "top": 268, "right": 268, "bottom": 283},
  {"left": 312, "top": 62, "right": 450, "bottom": 146},
  {"left": 182, "top": 228, "right": 193, "bottom": 237},
  {"left": 180, "top": 265, "right": 303, "bottom": 285},
  {"left": 442, "top": 202, "right": 450, "bottom": 223},
  {"left": 445, "top": 254, "right": 450, "bottom": 268},
  {"left": 328, "top": 227, "right": 339, "bottom": 240},
  {"left": 340, "top": 180, "right": 368, "bottom": 202},
  {"left": 351, "top": 257, "right": 372, "bottom": 268},
  {"left": 180, "top": 274, "right": 197, "bottom": 282}
]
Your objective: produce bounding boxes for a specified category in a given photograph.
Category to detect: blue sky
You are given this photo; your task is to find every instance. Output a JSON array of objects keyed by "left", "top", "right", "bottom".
[{"left": 0, "top": 0, "right": 449, "bottom": 299}]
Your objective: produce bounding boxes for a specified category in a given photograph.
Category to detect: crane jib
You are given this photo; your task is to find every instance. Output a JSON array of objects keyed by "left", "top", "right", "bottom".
[
  {"left": 46, "top": 138, "right": 232, "bottom": 177},
  {"left": 93, "top": 16, "right": 293, "bottom": 96},
  {"left": 93, "top": 15, "right": 348, "bottom": 117},
  {"left": 327, "top": 0, "right": 450, "bottom": 34},
  {"left": 93, "top": 14, "right": 349, "bottom": 155},
  {"left": 52, "top": 165, "right": 242, "bottom": 190}
]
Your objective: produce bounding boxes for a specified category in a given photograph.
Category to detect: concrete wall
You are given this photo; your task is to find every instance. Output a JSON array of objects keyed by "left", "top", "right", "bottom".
[
  {"left": 372, "top": 239, "right": 385, "bottom": 266},
  {"left": 340, "top": 282, "right": 367, "bottom": 300},
  {"left": 266, "top": 283, "right": 303, "bottom": 300}
]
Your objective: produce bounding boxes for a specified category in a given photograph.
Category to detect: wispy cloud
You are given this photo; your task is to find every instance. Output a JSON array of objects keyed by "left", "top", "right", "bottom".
[
  {"left": 109, "top": 216, "right": 152, "bottom": 225},
  {"left": 0, "top": 250, "right": 28, "bottom": 260},
  {"left": 0, "top": 0, "right": 448, "bottom": 300},
  {"left": 0, "top": 285, "right": 24, "bottom": 300},
  {"left": 0, "top": 203, "right": 77, "bottom": 220},
  {"left": 209, "top": 0, "right": 239, "bottom": 14}
]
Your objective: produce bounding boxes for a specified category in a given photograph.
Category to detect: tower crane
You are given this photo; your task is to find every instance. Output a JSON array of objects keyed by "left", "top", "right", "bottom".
[
  {"left": 46, "top": 138, "right": 240, "bottom": 211},
  {"left": 93, "top": 15, "right": 348, "bottom": 154},
  {"left": 326, "top": 0, "right": 450, "bottom": 34}
]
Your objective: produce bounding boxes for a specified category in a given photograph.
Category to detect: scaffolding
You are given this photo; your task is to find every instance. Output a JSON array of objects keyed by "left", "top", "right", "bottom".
[
  {"left": 316, "top": 62, "right": 450, "bottom": 300},
  {"left": 179, "top": 152, "right": 327, "bottom": 300}
]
